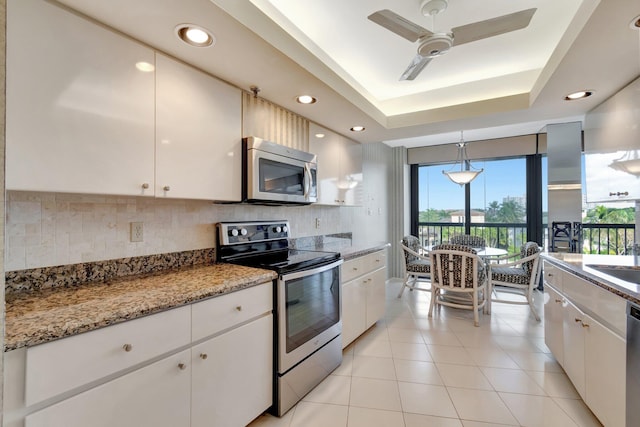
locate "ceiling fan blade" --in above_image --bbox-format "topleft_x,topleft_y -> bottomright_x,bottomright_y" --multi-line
451,8 -> 536,46
368,9 -> 433,42
400,55 -> 433,81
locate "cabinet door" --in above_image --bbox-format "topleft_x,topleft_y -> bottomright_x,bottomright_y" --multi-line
562,300 -> 586,399
25,350 -> 191,427
584,150 -> 640,202
342,279 -> 367,348
309,123 -> 363,206
584,314 -> 626,427
155,53 -> 242,201
365,268 -> 387,329
6,0 -> 155,196
191,314 -> 273,427
543,286 -> 564,366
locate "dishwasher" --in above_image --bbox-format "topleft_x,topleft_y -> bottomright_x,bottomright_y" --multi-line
628,301 -> 640,426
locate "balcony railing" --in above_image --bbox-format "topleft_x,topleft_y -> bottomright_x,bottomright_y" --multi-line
417,222 -> 636,255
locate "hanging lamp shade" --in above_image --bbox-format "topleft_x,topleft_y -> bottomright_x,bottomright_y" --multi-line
442,132 -> 483,185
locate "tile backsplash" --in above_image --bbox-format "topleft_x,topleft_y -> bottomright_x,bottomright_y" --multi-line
5,191 -> 358,271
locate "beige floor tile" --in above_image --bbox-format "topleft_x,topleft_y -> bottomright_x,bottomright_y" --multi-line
302,374 -> 351,405
526,370 -> 581,399
499,392 -> 579,427
347,407 -> 404,427
427,344 -> 475,365
465,347 -> 520,369
351,355 -> 397,380
481,367 -> 546,395
404,413 -> 464,427
447,388 -> 518,425
398,382 -> 459,418
436,363 -> 493,390
353,337 -> 393,358
289,401 -> 349,427
385,316 -> 420,329
394,359 -> 443,385
388,327 -> 425,343
493,335 -> 543,352
505,350 -> 564,372
349,377 -> 402,411
391,341 -> 432,361
461,421 -> 518,427
552,397 -> 603,427
247,410 -> 294,427
422,330 -> 463,346
333,353 -> 354,376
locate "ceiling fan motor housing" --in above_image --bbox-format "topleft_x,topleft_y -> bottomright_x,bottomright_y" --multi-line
417,33 -> 453,57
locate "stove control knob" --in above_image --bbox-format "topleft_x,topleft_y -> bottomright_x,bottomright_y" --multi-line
240,228 -> 248,236
275,226 -> 282,233
282,226 -> 288,233
230,229 -> 239,237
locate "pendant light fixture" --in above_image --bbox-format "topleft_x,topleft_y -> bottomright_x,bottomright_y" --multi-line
442,131 -> 483,185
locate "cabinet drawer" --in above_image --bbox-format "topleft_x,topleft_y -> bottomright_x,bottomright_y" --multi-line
362,250 -> 387,272
543,261 -> 562,291
25,305 -> 190,406
191,282 -> 272,341
342,257 -> 365,283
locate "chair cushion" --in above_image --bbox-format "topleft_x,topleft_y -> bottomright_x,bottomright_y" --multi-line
450,235 -> 486,248
402,235 -> 421,263
491,266 -> 530,285
520,242 -> 540,275
431,244 -> 486,288
407,259 -> 431,274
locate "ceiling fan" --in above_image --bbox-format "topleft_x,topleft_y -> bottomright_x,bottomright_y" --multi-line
368,0 -> 536,81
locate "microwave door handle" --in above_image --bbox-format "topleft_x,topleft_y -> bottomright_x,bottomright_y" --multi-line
303,163 -> 311,199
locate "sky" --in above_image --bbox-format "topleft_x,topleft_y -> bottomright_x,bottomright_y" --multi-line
419,158 -> 533,211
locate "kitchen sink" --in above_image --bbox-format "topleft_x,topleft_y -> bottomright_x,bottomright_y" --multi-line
586,265 -> 640,284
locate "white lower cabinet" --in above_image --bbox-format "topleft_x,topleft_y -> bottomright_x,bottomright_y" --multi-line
25,349 -> 191,427
191,314 -> 273,427
542,261 -> 626,427
341,250 -> 387,348
4,283 -> 274,427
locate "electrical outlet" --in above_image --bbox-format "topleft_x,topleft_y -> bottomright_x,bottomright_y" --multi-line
315,218 -> 321,229
130,222 -> 143,242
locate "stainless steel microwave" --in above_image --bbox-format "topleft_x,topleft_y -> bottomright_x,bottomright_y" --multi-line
243,137 -> 317,205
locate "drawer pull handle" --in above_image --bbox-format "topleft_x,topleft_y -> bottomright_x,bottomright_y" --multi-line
581,322 -> 590,328
164,185 -> 171,191
547,273 -> 553,276
199,353 -> 208,360
141,183 -> 149,189
574,318 -> 582,323
123,344 -> 133,352
555,299 -> 562,303
353,267 -> 358,271
178,363 -> 187,370
236,306 -> 242,311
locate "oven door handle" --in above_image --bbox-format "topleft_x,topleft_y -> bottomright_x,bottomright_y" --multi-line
279,258 -> 343,282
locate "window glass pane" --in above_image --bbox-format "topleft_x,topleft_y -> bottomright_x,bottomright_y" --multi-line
418,163 -> 465,246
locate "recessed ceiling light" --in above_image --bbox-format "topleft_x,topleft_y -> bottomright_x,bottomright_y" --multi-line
175,24 -> 215,47
564,90 -> 593,100
350,126 -> 365,132
315,133 -> 325,138
296,95 -> 317,104
631,14 -> 640,29
135,61 -> 155,72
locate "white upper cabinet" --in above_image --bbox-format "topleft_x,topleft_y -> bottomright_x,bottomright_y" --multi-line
155,54 -> 242,201
584,76 -> 640,202
6,0 -> 156,196
309,123 -> 363,206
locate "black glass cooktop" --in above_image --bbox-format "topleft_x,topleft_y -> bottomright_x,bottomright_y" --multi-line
225,248 -> 340,274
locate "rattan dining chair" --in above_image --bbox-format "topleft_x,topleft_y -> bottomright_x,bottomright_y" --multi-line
450,234 -> 486,248
398,235 -> 431,298
487,242 -> 542,321
428,243 -> 488,326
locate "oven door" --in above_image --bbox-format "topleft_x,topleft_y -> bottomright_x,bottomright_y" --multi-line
247,149 -> 317,204
277,259 -> 342,373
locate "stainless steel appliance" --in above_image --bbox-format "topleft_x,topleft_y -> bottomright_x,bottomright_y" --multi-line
217,221 -> 342,416
628,301 -> 640,426
243,137 -> 317,205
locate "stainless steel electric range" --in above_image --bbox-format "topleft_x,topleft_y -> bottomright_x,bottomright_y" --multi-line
216,221 -> 343,416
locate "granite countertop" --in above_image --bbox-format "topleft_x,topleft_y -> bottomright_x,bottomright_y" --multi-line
306,240 -> 391,260
5,264 -> 276,352
541,252 -> 640,304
